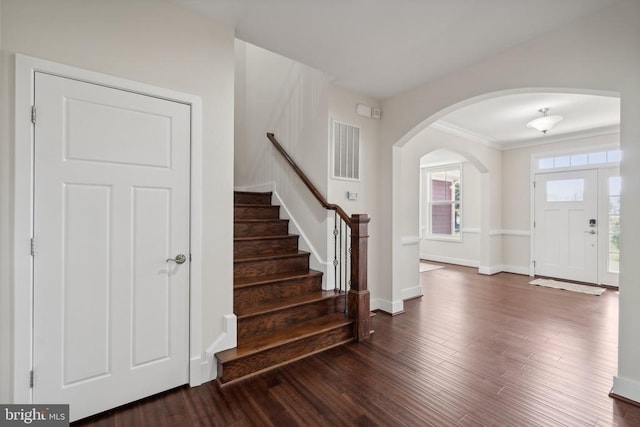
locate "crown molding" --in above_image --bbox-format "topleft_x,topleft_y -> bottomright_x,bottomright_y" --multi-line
431,120 -> 619,151
500,124 -> 620,150
430,120 -> 502,150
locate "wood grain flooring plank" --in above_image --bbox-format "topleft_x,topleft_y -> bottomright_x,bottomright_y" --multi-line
73,264 -> 640,427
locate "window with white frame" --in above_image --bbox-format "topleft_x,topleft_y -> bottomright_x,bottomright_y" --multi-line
423,165 -> 462,239
537,149 -> 621,170
608,176 -> 621,273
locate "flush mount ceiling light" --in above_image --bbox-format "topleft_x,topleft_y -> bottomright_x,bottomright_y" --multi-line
526,108 -> 563,134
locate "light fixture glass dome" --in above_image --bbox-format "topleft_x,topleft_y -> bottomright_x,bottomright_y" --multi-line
527,108 -> 563,134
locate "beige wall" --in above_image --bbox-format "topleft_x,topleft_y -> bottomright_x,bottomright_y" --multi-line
234,47 -> 384,294
234,41 -> 331,278
0,0 -> 6,404
327,85 -> 382,304
380,0 -> 640,401
0,0 -> 235,401
327,86 -> 380,217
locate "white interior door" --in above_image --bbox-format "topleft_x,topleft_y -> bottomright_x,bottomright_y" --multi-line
534,169 -> 598,283
33,72 -> 191,421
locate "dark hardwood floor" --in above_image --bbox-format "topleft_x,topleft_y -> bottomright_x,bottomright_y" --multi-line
75,264 -> 640,426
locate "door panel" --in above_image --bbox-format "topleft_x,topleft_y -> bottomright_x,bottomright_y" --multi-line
132,187 -> 171,366
542,209 -> 561,265
534,169 -> 598,283
65,95 -> 172,168
568,209 -> 587,269
33,72 -> 190,421
63,184 -> 112,385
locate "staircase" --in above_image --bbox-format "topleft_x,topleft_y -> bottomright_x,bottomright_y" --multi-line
215,191 -> 355,386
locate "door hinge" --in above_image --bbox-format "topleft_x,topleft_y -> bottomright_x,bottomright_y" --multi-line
31,106 -> 37,124
533,181 -> 536,188
29,370 -> 34,388
533,221 -> 536,228
533,260 -> 536,267
30,238 -> 35,256
189,253 -> 192,262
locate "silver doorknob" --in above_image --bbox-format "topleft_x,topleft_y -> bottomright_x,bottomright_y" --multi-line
166,254 -> 187,264
584,230 -> 596,234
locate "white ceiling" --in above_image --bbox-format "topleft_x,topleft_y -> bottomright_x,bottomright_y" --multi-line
433,92 -> 620,149
172,0 -> 623,99
170,0 -> 622,145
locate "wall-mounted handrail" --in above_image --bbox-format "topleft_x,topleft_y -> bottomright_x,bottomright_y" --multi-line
266,132 -> 371,341
267,133 -> 352,228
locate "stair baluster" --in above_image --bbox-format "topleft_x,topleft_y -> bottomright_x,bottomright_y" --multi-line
266,132 -> 371,341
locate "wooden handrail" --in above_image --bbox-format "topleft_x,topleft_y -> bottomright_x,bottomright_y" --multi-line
267,132 -> 371,341
267,133 -> 352,228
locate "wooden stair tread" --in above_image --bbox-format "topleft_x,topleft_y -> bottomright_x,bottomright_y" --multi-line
235,203 -> 278,208
234,250 -> 309,263
234,270 -> 322,288
234,219 -> 289,238
222,190 -> 362,385
216,313 -> 352,363
234,219 -> 288,224
234,191 -> 272,196
234,234 -> 297,242
236,290 -> 344,318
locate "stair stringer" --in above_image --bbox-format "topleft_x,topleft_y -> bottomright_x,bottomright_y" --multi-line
202,313 -> 237,382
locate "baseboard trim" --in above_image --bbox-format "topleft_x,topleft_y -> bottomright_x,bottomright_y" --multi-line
420,254 -> 479,268
500,265 -> 530,275
371,298 -> 404,315
420,256 -> 528,276
479,265 -> 502,275
479,265 -> 529,275
401,285 -> 423,300
611,376 -> 640,406
202,314 -> 237,382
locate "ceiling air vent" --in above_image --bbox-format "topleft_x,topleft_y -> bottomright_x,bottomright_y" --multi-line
333,120 -> 360,181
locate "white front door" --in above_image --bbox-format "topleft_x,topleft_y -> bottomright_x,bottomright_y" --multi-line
534,169 -> 598,283
32,72 -> 191,421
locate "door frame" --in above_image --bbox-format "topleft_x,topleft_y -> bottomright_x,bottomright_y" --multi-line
532,168 -> 599,283
13,54 -> 203,403
529,145 -> 620,283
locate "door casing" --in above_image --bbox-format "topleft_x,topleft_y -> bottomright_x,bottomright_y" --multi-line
533,169 -> 598,283
12,54 -> 204,403
529,151 -> 621,285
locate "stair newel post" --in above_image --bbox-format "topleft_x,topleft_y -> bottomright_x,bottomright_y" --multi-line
348,214 -> 371,341
333,211 -> 339,293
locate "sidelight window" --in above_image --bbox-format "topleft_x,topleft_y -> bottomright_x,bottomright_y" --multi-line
608,176 -> 621,273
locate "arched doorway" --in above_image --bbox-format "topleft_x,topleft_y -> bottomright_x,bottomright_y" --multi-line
390,88 -> 620,314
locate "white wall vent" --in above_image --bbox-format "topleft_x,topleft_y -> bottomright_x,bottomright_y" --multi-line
332,120 -> 360,180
